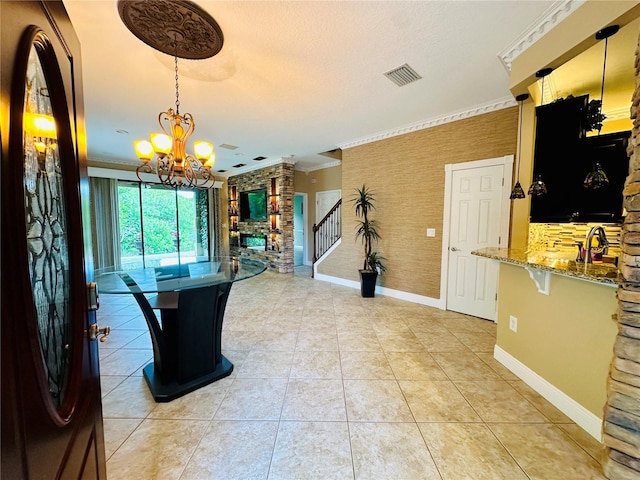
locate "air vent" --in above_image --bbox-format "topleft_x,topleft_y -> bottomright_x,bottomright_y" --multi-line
217,169 -> 227,173
253,156 -> 267,161
219,144 -> 238,150
384,63 -> 422,87
232,163 -> 246,168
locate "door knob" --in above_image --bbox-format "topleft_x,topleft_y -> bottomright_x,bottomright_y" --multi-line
88,324 -> 111,342
450,246 -> 460,252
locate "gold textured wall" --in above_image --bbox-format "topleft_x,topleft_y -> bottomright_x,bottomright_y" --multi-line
496,262 -> 618,417
318,108 -> 518,299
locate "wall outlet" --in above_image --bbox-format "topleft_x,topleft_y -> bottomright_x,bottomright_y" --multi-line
426,228 -> 436,237
509,315 -> 518,332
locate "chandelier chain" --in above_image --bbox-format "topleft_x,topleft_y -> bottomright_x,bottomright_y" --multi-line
174,54 -> 180,115
600,37 -> 608,108
516,100 -> 523,179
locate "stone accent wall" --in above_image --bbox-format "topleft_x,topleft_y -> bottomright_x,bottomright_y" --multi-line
602,33 -> 640,480
227,162 -> 295,273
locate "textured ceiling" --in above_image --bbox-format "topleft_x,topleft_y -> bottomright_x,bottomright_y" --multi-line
61,1 -> 636,176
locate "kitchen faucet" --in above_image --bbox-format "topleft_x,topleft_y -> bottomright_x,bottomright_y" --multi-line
585,226 -> 609,264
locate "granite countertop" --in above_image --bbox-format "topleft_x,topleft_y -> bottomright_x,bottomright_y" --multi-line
472,247 -> 620,285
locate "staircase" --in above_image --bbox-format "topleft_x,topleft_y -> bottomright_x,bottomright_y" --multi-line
312,198 -> 341,277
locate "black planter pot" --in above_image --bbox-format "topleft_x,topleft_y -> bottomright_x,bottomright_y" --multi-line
359,270 -> 378,297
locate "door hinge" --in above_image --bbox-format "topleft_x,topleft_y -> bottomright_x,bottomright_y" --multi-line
87,282 -> 100,311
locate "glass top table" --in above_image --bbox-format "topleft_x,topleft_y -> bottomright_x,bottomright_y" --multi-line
95,257 -> 266,402
95,257 -> 266,294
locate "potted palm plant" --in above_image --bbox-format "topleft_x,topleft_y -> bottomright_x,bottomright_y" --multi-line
352,184 -> 386,297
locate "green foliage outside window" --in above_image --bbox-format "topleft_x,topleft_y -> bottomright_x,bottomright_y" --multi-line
117,184 -> 202,257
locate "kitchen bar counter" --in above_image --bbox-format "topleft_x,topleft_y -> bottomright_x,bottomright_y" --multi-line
472,247 -> 619,286
484,248 -> 619,439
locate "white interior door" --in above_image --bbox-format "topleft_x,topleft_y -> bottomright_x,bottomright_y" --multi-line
446,164 -> 505,320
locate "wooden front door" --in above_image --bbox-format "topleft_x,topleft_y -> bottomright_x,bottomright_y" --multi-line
1,1 -> 107,478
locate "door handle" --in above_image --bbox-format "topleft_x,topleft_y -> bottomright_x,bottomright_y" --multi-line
450,246 -> 460,252
88,324 -> 111,342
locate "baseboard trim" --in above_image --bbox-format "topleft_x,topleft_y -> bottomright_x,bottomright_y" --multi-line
313,273 -> 445,309
494,345 -> 603,441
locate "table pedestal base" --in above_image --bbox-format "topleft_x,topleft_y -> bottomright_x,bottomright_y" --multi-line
142,356 -> 233,402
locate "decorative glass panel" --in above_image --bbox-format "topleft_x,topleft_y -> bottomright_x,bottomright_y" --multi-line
23,43 -> 71,408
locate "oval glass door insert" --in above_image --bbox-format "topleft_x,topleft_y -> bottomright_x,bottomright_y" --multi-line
23,40 -> 72,408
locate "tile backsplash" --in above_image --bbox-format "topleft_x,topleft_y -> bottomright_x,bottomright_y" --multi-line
528,222 -> 621,257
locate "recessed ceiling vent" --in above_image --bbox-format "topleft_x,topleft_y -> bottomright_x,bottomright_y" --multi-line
232,163 -> 246,168
384,63 -> 422,87
253,156 -> 267,161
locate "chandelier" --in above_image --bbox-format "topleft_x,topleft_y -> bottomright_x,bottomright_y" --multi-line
134,55 -> 216,189
117,0 -> 225,189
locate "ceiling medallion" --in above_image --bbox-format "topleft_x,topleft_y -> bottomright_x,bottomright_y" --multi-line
117,0 -> 224,59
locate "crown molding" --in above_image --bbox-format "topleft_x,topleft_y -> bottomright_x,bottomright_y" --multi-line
298,159 -> 342,174
337,96 -> 517,150
87,166 -> 224,188
498,0 -> 586,72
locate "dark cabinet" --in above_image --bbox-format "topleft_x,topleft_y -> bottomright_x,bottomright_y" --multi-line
529,95 -> 630,223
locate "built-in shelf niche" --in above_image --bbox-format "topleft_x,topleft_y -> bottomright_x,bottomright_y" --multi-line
226,162 -> 294,273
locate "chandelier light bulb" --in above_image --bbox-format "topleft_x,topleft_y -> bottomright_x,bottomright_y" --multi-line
24,112 -> 57,139
194,141 -> 214,162
34,141 -> 47,154
150,133 -> 171,156
134,140 -> 154,162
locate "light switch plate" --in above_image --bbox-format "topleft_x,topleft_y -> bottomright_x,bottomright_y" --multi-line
426,228 -> 436,237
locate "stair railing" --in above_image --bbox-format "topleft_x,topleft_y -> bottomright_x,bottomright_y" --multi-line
312,198 -> 342,277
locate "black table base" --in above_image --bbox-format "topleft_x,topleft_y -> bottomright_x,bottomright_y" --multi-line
128,281 -> 234,402
142,356 -> 233,402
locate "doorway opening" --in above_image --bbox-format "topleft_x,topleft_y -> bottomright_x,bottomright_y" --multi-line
294,193 -> 307,266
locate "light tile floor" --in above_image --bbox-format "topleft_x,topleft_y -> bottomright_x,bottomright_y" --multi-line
98,267 -> 606,479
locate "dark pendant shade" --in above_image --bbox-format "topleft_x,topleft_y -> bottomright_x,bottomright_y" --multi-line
510,181 -> 526,199
528,174 -> 547,196
584,162 -> 609,189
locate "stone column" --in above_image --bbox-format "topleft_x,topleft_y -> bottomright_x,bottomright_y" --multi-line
603,32 -> 640,480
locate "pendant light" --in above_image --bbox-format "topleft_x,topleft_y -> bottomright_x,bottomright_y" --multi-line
510,93 -> 529,200
528,68 -> 553,196
584,25 -> 619,190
